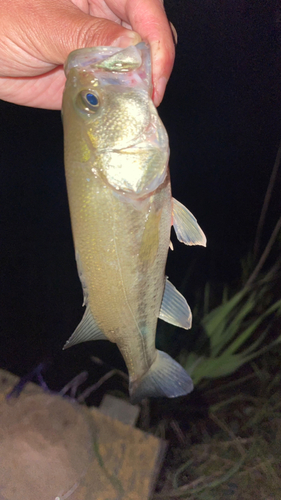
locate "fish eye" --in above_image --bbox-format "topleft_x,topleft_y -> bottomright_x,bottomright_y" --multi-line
78,90 -> 100,113
85,92 -> 98,106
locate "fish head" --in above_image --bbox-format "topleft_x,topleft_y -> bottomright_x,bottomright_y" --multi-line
62,43 -> 169,198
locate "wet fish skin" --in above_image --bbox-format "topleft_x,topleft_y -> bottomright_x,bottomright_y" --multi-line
62,43 -> 206,403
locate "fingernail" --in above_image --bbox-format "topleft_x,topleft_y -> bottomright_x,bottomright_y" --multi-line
154,76 -> 168,107
112,31 -> 142,48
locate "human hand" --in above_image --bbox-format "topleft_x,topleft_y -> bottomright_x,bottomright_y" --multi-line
0,0 -> 175,109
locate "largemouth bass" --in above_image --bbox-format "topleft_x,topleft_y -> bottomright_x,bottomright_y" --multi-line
62,43 -> 206,404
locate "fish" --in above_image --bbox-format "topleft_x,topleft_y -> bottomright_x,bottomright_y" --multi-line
62,42 -> 206,404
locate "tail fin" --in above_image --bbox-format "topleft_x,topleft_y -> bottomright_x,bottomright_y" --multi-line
129,350 -> 193,404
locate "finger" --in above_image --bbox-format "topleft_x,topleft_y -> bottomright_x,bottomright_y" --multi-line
124,0 -> 175,106
87,0 -> 175,105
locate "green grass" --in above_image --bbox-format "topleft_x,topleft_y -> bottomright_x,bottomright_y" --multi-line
179,279 -> 281,385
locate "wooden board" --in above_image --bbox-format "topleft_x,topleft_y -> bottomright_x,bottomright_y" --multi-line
0,369 -> 166,500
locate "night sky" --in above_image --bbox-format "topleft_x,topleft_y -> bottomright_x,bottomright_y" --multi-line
0,0 -> 280,393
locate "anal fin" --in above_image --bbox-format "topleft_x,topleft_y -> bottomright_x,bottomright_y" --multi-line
172,197 -> 207,247
63,306 -> 107,349
159,278 -> 192,329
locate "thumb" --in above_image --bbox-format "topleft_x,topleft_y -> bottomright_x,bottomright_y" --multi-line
37,3 -> 142,65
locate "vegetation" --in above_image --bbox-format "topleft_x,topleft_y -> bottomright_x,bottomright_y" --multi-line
149,140 -> 281,499
152,351 -> 281,499
180,277 -> 281,386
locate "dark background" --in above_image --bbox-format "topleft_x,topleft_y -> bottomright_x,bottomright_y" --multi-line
0,0 -> 281,395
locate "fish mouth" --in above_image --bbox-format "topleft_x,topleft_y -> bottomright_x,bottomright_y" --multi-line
92,128 -> 169,198
65,43 -> 152,93
88,116 -> 169,198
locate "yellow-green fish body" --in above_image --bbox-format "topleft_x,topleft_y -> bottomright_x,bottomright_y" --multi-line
62,43 -> 206,403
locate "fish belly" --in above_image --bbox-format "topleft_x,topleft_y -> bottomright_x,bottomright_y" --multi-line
65,160 -> 172,381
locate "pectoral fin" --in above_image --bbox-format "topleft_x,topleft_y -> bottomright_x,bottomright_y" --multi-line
63,306 -> 107,349
172,198 -> 207,247
159,278 -> 192,329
